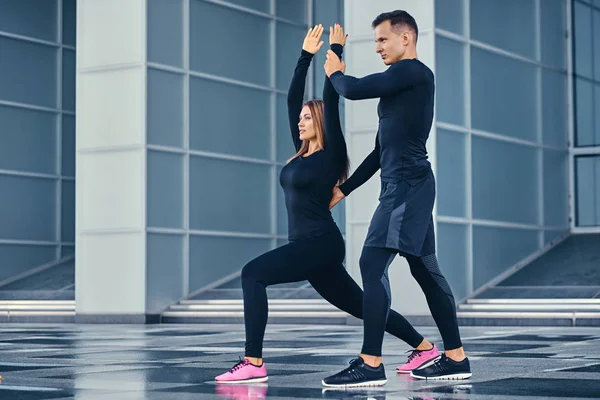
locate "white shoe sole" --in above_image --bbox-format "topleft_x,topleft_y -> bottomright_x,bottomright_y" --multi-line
410,372 -> 472,380
216,376 -> 269,384
396,355 -> 442,374
321,379 -> 387,388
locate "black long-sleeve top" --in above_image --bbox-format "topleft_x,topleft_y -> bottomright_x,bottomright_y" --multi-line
330,59 -> 435,196
279,44 -> 347,240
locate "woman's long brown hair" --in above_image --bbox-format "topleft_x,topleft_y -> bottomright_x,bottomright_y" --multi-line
288,100 -> 350,185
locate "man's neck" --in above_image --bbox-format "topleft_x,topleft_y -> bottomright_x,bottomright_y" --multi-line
401,47 -> 418,61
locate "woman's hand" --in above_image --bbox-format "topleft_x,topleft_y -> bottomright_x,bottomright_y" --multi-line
302,24 -> 325,54
329,23 -> 347,46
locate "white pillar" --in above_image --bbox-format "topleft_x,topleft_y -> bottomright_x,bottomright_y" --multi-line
343,0 -> 436,317
75,0 -> 149,322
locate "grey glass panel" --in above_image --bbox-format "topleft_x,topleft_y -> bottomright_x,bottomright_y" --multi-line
574,1 -> 593,79
224,0 -> 269,12
314,0 -> 343,28
189,235 -> 272,292
470,0 -> 535,58
544,230 -> 568,245
0,244 -> 56,282
595,10 -> 600,79
277,167 -> 288,235
435,36 -> 465,126
62,246 -> 74,257
473,226 -> 539,288
190,77 -> 270,159
0,105 -> 57,175
313,0 -> 343,99
148,0 -> 183,67
543,150 -> 569,228
277,94 -> 297,162
147,150 -> 184,229
0,37 -> 57,108
437,223 -> 468,300
576,156 -> 600,226
147,233 -> 184,313
190,156 -> 272,233
147,68 -> 184,148
575,77 -> 594,146
472,136 -> 538,224
276,0 -> 307,24
277,22 -> 309,90
0,175 -> 56,241
331,198 -> 345,235
596,83 -> 600,145
62,49 -> 76,112
471,47 -> 537,141
542,69 -> 568,147
0,0 -> 57,41
596,157 -> 600,226
435,0 -> 464,35
436,129 -> 467,218
190,0 -> 269,85
61,180 -> 75,243
62,115 -> 75,177
541,0 -> 566,69
62,0 -> 76,46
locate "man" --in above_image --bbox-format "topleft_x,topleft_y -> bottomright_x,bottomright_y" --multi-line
321,10 -> 472,386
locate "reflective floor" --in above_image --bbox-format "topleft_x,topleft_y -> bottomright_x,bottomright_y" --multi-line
0,324 -> 599,399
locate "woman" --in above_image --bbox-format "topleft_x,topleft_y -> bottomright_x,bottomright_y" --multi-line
215,24 -> 439,384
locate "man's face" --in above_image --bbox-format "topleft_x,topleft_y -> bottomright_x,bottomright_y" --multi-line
374,20 -> 409,65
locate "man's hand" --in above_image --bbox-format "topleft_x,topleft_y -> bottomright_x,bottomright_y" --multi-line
302,24 -> 324,54
329,186 -> 346,209
324,49 -> 346,77
329,23 -> 348,46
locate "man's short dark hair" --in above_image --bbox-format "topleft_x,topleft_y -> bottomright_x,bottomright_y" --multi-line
372,10 -> 418,40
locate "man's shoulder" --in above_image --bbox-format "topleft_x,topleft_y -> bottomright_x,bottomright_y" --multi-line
390,59 -> 433,78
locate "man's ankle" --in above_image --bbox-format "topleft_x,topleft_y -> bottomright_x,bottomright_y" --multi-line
360,354 -> 382,368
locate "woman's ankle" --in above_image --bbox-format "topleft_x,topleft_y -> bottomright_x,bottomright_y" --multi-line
244,356 -> 263,366
415,338 -> 433,351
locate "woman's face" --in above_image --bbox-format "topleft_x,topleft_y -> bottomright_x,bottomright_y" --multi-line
298,106 -> 316,141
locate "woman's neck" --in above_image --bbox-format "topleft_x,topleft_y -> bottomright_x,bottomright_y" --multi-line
306,139 -> 322,156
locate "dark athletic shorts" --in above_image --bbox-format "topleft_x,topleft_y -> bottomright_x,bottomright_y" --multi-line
364,170 -> 436,257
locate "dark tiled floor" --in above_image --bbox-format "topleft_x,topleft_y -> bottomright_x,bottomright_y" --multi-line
0,324 -> 598,399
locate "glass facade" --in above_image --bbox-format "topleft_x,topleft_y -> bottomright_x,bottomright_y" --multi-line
1,0 -> 596,308
573,0 -> 600,226
0,0 -> 76,281
434,0 -> 570,299
145,0 -> 345,294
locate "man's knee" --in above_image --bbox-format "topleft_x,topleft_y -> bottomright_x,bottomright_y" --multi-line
359,249 -> 388,283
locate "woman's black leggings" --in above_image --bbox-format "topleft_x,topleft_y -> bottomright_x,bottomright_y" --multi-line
242,231 -> 425,358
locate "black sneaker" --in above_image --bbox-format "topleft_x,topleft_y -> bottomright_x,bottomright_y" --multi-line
322,357 -> 387,388
410,354 -> 472,380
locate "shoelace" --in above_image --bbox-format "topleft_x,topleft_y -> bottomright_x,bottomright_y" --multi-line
336,358 -> 362,376
229,357 -> 250,373
341,358 -> 366,380
406,349 -> 423,363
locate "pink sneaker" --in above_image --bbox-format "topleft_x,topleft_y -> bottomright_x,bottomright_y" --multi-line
396,344 -> 441,373
215,358 -> 268,384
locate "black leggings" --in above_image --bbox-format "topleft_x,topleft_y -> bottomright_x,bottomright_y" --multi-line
360,246 -> 463,356
242,231 -> 424,358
